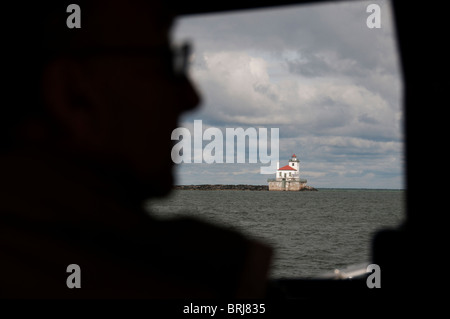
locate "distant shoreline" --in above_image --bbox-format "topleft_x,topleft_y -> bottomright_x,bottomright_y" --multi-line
173,184 -> 318,191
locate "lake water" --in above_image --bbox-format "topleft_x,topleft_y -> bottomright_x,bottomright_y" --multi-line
145,189 -> 405,278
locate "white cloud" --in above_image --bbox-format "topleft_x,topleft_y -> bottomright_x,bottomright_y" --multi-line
173,0 -> 404,189
190,50 -> 400,141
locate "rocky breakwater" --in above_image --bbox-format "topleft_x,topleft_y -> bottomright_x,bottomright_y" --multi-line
301,185 -> 318,191
174,184 -> 269,191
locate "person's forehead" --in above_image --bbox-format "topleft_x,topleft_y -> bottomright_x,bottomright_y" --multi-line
81,0 -> 173,47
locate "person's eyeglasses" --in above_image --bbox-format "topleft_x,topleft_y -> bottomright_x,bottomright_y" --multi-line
52,42 -> 192,80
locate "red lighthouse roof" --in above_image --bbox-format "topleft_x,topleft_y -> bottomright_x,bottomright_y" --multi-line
292,154 -> 296,157
278,164 -> 297,171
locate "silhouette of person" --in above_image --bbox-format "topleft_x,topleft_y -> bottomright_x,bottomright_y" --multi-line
0,0 -> 272,298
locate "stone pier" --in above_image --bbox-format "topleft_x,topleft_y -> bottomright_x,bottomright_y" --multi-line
267,179 -> 309,191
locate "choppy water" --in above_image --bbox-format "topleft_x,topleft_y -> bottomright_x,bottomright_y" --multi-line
145,189 -> 405,278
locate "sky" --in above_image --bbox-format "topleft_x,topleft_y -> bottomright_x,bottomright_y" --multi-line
170,0 -> 404,189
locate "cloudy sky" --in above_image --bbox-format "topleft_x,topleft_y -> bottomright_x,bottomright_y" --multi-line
170,0 -> 404,189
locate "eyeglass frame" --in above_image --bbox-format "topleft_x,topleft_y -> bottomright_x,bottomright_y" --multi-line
44,42 -> 192,80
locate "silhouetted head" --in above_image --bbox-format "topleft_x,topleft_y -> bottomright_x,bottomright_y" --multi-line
2,0 -> 200,199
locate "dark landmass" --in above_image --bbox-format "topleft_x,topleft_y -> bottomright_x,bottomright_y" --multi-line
173,184 -> 318,191
174,184 -> 268,191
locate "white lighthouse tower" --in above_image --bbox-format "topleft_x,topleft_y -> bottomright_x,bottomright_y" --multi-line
289,154 -> 300,180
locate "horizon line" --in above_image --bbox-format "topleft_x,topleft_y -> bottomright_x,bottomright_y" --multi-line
173,184 -> 405,190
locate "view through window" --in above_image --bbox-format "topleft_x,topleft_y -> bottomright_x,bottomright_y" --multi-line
146,0 -> 405,278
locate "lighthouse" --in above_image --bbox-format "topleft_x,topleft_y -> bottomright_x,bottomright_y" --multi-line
268,153 -> 307,191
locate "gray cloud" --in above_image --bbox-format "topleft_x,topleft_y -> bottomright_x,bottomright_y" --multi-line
173,0 -> 404,189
